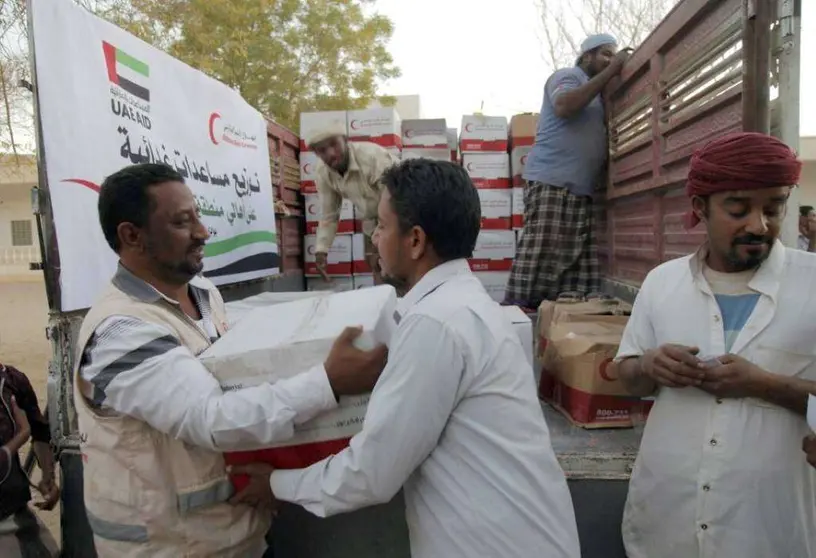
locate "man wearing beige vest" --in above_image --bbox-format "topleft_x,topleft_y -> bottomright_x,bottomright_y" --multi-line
74,163 -> 387,557
310,126 -> 397,284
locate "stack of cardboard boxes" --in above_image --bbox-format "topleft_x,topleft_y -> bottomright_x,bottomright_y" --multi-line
401,118 -> 450,162
300,108 -> 401,292
509,114 -> 538,231
459,115 -> 514,302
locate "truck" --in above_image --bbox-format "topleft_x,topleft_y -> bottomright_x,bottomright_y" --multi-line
22,0 -> 802,556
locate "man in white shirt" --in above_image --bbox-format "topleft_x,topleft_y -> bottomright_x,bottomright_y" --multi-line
233,158 -> 580,557
615,132 -> 815,558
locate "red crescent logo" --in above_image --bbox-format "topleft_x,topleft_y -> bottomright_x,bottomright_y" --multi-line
307,245 -> 316,255
466,162 -> 475,172
307,203 -> 318,215
208,112 -> 221,145
598,357 -> 616,381
521,155 -> 528,165
405,129 -> 415,138
465,123 -> 474,132
302,163 -> 312,174
350,119 -> 360,131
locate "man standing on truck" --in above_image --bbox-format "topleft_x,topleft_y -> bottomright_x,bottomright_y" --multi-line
614,132 -> 815,558
504,34 -> 629,308
74,163 -> 388,557
309,124 -> 397,284
798,204 -> 816,251
231,159 -> 581,558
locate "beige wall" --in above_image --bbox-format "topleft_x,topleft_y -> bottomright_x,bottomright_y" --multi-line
799,161 -> 816,208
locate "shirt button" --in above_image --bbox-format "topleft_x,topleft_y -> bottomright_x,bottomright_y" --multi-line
701,524 -> 708,531
710,439 -> 718,446
703,484 -> 711,492
714,315 -> 721,322
716,398 -> 723,404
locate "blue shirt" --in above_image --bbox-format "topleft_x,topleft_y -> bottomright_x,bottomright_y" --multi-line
523,67 -> 608,197
714,293 -> 760,352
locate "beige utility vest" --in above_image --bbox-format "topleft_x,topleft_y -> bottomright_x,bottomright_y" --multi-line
74,281 -> 269,557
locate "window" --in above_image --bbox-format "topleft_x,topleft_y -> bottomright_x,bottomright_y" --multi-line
11,220 -> 33,247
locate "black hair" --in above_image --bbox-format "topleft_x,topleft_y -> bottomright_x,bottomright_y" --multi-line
379,159 -> 481,261
800,205 -> 814,218
98,163 -> 184,252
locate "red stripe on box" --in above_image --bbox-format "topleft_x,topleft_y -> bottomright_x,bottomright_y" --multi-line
481,217 -> 512,230
460,139 -> 508,152
544,379 -> 653,429
301,182 -> 317,194
349,135 -> 402,149
451,151 -> 458,162
512,215 -> 524,228
353,260 -> 372,274
472,177 -> 512,189
300,140 -> 310,152
512,175 -> 526,187
225,439 -> 351,492
404,143 -> 448,150
511,137 -> 535,148
354,220 -> 364,233
305,262 -> 352,276
467,259 -> 514,272
306,221 -> 354,234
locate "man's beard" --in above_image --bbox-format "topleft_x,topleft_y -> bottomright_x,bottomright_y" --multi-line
147,241 -> 205,282
380,273 -> 410,297
725,234 -> 774,271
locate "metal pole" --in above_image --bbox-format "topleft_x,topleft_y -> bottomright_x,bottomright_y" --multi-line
775,0 -> 802,247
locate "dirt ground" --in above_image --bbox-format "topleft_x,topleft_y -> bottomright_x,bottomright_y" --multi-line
0,277 -> 61,544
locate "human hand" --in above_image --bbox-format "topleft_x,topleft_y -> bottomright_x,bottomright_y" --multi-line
324,326 -> 388,397
640,344 -> 705,388
10,396 -> 30,440
35,478 -> 60,511
698,353 -> 766,399
228,463 -> 279,513
610,48 -> 632,74
803,435 -> 816,469
807,216 -> 816,240
315,252 -> 331,282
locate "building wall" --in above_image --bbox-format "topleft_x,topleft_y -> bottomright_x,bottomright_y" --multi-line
799,161 -> 816,207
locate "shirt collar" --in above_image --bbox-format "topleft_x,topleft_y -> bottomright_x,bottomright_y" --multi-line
688,239 -> 785,300
396,259 -> 472,317
324,142 -> 362,179
112,263 -> 211,305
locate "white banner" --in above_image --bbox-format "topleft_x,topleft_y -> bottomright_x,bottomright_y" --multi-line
31,0 -> 279,312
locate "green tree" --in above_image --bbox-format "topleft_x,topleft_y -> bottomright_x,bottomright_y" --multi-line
102,0 -> 400,131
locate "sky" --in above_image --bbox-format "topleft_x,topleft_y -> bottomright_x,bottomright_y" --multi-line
375,0 -> 816,137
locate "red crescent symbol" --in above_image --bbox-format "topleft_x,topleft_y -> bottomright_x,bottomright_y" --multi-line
307,203 -> 318,215
521,155 -> 528,165
598,357 -> 616,381
303,163 -> 312,174
466,163 -> 474,172
307,245 -> 316,255
465,123 -> 474,132
350,120 -> 360,130
62,178 -> 100,193
209,112 -> 221,145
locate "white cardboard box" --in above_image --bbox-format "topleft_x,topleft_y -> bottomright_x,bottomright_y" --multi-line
225,292 -> 324,328
351,233 -> 372,274
347,108 -> 402,149
447,127 -> 458,161
478,189 -> 512,230
462,153 -> 511,189
512,187 -> 524,229
511,146 -> 531,187
402,118 -> 448,149
474,271 -> 510,303
306,276 -> 355,293
304,193 -> 355,235
459,115 -> 508,153
299,151 -> 321,193
200,286 -> 398,447
401,148 -> 451,162
469,230 -> 516,271
300,111 -> 347,152
304,234 -> 353,276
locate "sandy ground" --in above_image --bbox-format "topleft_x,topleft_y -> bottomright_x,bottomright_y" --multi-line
0,277 -> 61,544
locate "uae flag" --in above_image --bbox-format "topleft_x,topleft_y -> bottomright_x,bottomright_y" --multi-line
102,41 -> 150,102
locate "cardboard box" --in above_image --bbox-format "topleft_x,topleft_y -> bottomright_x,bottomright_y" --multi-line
469,230 -> 515,271
512,187 -> 524,229
304,234 -> 352,276
402,148 -> 451,162
304,193 -> 355,235
354,274 -> 375,289
536,299 -> 649,429
299,151 -> 321,193
351,233 -> 372,274
447,127 -> 458,161
511,146 -> 532,187
200,286 -> 398,480
460,115 -> 508,152
462,153 -> 511,189
225,292 -> 325,328
402,118 -> 448,149
510,113 -> 539,148
347,108 -> 402,149
478,189 -> 512,230
300,111 -> 347,152
502,305 -> 534,369
474,271 -> 510,303
306,276 -> 355,292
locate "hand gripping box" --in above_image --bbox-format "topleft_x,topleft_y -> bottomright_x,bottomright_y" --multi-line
200,286 -> 399,486
304,234 -> 352,277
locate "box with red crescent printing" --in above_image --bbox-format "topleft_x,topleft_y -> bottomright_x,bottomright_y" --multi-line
201,286 -> 398,491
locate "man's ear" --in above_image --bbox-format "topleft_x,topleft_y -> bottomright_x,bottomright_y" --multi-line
408,225 -> 426,261
117,222 -> 144,252
691,195 -> 708,224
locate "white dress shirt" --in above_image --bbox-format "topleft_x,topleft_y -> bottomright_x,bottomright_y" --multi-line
270,259 -> 580,558
617,241 -> 816,558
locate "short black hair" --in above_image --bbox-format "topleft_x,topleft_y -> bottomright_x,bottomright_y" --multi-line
98,163 -> 184,252
801,205 -> 814,218
379,159 -> 481,261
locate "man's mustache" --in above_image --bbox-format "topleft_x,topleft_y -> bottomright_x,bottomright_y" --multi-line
733,235 -> 771,246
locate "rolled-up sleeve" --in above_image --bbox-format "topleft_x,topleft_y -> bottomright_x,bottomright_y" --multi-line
78,316 -> 338,451
270,314 -> 463,517
316,171 -> 342,254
